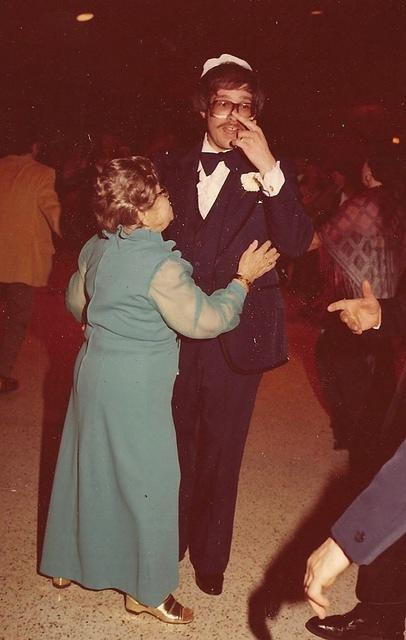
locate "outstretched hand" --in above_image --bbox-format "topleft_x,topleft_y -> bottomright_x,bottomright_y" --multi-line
231,113 -> 276,176
304,538 -> 351,619
327,280 -> 381,334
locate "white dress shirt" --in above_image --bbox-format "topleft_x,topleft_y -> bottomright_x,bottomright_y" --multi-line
197,134 -> 285,218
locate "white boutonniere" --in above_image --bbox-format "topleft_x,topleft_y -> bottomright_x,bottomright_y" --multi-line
240,172 -> 261,192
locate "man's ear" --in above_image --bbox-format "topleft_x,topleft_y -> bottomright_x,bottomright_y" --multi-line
138,210 -> 148,225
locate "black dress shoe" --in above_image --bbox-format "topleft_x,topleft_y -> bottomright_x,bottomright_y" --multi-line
305,604 -> 403,639
195,571 -> 224,595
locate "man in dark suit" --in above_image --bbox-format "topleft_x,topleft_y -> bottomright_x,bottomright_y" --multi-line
305,281 -> 406,640
156,53 -> 313,595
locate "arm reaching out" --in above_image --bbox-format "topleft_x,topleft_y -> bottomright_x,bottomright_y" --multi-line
149,240 -> 279,339
304,538 -> 351,619
327,280 -> 381,334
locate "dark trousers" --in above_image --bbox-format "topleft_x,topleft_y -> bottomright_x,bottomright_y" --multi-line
317,317 -> 406,612
357,534 -> 406,607
316,318 -> 396,479
172,337 -> 261,574
0,282 -> 34,377
356,377 -> 406,612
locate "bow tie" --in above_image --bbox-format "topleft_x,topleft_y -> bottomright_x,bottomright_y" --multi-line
200,149 -> 241,176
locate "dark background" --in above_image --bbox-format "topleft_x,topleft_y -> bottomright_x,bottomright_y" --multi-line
1,0 -> 405,159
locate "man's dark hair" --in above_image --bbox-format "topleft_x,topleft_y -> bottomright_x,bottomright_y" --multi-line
327,159 -> 361,189
367,150 -> 397,187
367,148 -> 406,205
192,62 -> 266,117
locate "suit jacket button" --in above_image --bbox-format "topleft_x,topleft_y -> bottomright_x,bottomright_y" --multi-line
354,530 -> 366,543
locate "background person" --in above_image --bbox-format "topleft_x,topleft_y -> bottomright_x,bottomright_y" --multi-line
0,128 -> 61,393
305,436 -> 406,640
40,156 -> 278,624
305,281 -> 406,640
313,151 -> 405,461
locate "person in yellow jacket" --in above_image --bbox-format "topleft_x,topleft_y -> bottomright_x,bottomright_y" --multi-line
0,129 -> 61,392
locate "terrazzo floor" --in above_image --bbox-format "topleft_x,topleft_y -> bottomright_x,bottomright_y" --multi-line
0,265 -> 360,640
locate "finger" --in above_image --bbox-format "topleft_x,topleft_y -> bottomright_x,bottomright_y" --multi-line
339,310 -> 352,324
232,137 -> 252,149
266,248 -> 279,260
265,245 -> 278,255
307,599 -> 327,619
266,252 -> 280,266
347,323 -> 362,334
236,130 -> 256,141
233,112 -> 261,132
346,320 -> 361,332
339,310 -> 361,332
252,244 -> 272,259
265,252 -> 279,266
304,565 -> 313,587
257,239 -> 272,254
362,280 -> 374,299
327,299 -> 347,313
231,138 -> 244,150
236,136 -> 258,149
245,239 -> 259,251
306,584 -> 330,611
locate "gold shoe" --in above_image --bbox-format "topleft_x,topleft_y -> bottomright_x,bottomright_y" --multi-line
125,593 -> 193,624
52,577 -> 71,589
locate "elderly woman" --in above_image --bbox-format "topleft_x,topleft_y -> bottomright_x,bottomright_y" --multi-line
40,157 -> 277,624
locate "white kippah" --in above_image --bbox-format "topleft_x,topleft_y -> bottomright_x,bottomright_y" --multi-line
200,53 -> 253,77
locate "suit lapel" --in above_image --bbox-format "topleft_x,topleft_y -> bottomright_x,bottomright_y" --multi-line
215,157 -> 260,259
167,144 -> 261,260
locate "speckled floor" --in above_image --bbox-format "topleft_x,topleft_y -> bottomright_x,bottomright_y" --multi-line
0,280 -> 359,640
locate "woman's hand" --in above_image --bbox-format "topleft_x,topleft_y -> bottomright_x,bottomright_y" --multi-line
236,240 -> 280,287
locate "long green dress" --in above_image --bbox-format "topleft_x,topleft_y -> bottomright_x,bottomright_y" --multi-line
40,227 -> 246,606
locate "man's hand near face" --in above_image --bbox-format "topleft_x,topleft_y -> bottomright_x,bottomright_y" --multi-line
231,113 -> 276,176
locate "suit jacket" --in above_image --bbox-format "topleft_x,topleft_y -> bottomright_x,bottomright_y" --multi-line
156,142 -> 313,373
0,154 -> 61,287
332,435 -> 406,565
380,293 -> 406,337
